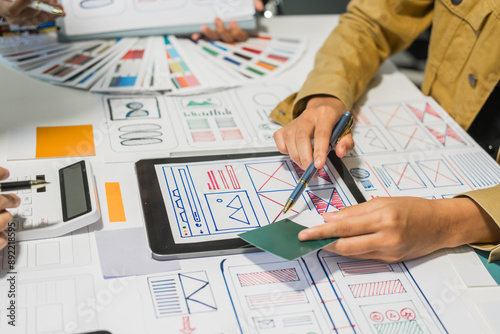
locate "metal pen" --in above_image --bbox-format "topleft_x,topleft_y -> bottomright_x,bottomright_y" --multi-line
7,0 -> 64,16
0,180 -> 49,192
283,111 -> 354,214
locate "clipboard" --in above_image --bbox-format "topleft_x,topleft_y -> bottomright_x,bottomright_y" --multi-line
136,151 -> 365,260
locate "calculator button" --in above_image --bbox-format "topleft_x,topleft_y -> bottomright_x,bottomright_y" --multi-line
22,218 -> 33,229
32,219 -> 40,228
20,175 -> 30,181
9,209 -> 18,216
22,189 -> 32,194
21,207 -> 32,217
22,195 -> 32,205
39,218 -> 49,227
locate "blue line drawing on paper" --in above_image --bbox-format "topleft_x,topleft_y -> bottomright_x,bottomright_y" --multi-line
416,159 -> 463,188
179,168 -> 201,222
383,162 -> 427,191
351,126 -> 396,155
148,271 -> 217,318
80,0 -> 113,9
227,195 -> 250,225
179,272 -> 217,314
205,191 -> 260,231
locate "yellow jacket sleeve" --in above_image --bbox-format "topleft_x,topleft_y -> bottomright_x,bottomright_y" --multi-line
456,184 -> 500,262
270,0 -> 434,125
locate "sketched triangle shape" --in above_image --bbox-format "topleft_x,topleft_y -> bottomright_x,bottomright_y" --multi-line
227,195 -> 250,225
292,162 -> 332,183
365,129 -> 387,149
179,274 -> 217,312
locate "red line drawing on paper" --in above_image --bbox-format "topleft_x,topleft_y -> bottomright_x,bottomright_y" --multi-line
180,316 -> 196,334
246,291 -> 308,308
226,165 -> 240,189
349,279 -> 406,298
237,268 -> 299,287
386,310 -> 401,322
416,159 -> 462,187
353,106 -> 371,125
401,308 -> 417,321
387,125 -> 438,150
338,260 -> 393,276
219,170 -> 229,189
292,162 -> 332,184
207,170 -> 219,190
370,312 -> 384,323
365,161 -> 391,197
426,124 -> 465,146
371,104 -> 415,127
247,163 -> 296,191
441,155 -> 474,191
407,102 -> 442,123
384,162 -> 427,190
307,188 -> 345,214
258,193 -> 299,214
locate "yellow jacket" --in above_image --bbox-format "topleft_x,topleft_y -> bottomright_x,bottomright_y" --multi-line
270,0 -> 500,261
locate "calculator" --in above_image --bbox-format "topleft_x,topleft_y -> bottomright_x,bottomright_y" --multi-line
4,160 -> 100,241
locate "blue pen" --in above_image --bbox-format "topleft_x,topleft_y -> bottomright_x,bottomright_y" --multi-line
283,111 -> 354,214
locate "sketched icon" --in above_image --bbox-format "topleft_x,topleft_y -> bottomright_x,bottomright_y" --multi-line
179,272 -> 217,314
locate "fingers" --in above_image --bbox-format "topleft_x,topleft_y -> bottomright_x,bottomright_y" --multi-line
3,0 -> 31,16
0,167 -> 10,181
228,21 -> 247,42
298,213 -> 378,241
0,210 -> 13,231
0,232 -> 7,251
199,18 -> 248,42
254,0 -> 265,12
0,194 -> 21,211
334,133 -> 354,158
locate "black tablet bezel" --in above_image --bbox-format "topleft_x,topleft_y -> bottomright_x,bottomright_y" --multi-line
136,151 -> 365,260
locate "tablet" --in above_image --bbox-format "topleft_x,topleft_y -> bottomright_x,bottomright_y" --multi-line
136,152 -> 364,260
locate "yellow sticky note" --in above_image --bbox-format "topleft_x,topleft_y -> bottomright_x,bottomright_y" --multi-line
36,125 -> 95,158
105,182 -> 126,223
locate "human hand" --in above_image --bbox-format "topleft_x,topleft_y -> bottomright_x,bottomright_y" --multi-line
0,167 -> 20,251
191,0 -> 264,42
0,0 -> 64,26
273,95 -> 354,170
298,197 -> 500,263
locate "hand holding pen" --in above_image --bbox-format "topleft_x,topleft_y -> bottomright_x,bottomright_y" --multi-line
283,111 -> 353,213
1,0 -> 64,26
0,167 -> 20,251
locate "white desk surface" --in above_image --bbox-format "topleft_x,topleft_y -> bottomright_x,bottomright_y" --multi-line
0,14 -> 499,334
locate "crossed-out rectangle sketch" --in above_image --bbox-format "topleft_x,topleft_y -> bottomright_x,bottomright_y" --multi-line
154,155 -> 357,244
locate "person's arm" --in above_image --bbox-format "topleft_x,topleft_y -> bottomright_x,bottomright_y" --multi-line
272,0 -> 434,168
191,0 -> 264,42
0,0 -> 63,26
298,192 -> 500,263
0,167 -> 20,251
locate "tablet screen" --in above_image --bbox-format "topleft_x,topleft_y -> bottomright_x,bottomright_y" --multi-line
153,155 -> 357,245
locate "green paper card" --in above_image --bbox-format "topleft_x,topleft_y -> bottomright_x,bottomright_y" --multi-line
239,218 -> 339,261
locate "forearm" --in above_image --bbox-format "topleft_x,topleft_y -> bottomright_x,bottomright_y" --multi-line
437,197 -> 500,248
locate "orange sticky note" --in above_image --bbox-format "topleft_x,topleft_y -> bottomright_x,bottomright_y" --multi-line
36,125 -> 95,158
105,182 -> 126,223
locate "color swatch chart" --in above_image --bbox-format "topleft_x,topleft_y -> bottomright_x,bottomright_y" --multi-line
163,35 -> 202,90
154,155 -> 356,244
343,98 -> 500,199
195,34 -> 306,80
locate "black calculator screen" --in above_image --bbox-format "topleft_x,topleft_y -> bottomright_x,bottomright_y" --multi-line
59,161 -> 92,222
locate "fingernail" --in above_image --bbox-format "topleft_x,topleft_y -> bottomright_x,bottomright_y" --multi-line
314,157 -> 322,168
298,230 -> 309,240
